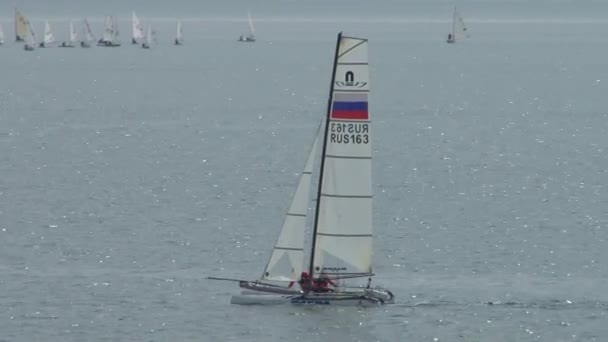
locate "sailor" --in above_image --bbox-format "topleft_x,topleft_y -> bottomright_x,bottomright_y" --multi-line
313,273 -> 336,293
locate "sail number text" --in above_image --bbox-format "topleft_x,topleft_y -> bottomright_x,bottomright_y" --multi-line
330,122 -> 369,144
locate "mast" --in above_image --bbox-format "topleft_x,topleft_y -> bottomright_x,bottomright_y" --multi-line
308,32 -> 343,281
452,6 -> 456,40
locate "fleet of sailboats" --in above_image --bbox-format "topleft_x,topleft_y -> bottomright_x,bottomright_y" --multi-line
213,32 -> 394,306
446,6 -> 470,44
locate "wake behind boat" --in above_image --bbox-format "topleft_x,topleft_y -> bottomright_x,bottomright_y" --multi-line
213,32 -> 394,306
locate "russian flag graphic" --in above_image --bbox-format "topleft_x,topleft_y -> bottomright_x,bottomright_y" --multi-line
331,92 -> 369,120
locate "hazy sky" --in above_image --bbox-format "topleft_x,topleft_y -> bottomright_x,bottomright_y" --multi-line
3,0 -> 607,21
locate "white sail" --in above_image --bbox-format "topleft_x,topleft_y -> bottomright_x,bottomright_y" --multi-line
261,131 -> 320,283
452,7 -> 470,41
132,11 -> 144,40
0,24 -> 5,44
176,20 -> 183,42
15,8 -> 30,41
83,18 -> 94,42
102,16 -> 113,41
112,16 -> 120,42
146,25 -> 152,45
43,20 -> 55,45
69,21 -> 77,43
311,35 -> 373,279
247,12 -> 256,37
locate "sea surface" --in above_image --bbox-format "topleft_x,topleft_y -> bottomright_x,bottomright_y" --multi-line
1,1 -> 607,341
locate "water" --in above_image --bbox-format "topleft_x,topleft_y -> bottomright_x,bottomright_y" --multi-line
1,1 -> 608,341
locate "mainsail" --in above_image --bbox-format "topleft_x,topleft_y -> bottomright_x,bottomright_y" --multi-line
43,20 -> 55,45
132,11 -> 144,42
310,34 -> 373,279
83,18 -> 94,42
102,16 -> 113,42
176,20 -> 183,43
14,8 -> 30,42
452,7 -> 470,41
261,130 -> 320,283
0,23 -> 5,44
247,12 -> 256,38
69,21 -> 78,43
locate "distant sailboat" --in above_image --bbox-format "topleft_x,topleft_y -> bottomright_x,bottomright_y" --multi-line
97,16 -> 120,47
59,21 -> 77,47
238,12 -> 256,42
24,23 -> 36,50
446,6 -> 470,44
0,24 -> 5,45
174,20 -> 183,45
81,18 -> 94,48
39,20 -> 55,47
14,8 -> 31,42
131,11 -> 144,44
141,25 -> 152,49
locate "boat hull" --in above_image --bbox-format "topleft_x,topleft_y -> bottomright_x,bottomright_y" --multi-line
231,287 -> 394,306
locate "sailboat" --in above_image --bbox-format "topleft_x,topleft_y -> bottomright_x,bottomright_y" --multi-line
174,20 -> 183,45
214,33 -> 394,306
14,8 -> 31,42
81,19 -> 94,48
59,21 -> 77,47
141,25 -> 152,49
97,16 -> 120,47
39,20 -> 55,47
23,23 -> 36,51
446,6 -> 470,43
0,24 -> 5,45
131,11 -> 144,44
237,12 -> 256,42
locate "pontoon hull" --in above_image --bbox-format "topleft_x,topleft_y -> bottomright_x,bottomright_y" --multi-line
231,287 -> 394,306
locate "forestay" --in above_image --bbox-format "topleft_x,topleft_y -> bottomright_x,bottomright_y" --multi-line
261,132 -> 320,282
312,35 -> 373,279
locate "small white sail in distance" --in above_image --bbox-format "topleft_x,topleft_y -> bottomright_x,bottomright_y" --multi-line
43,20 -> 55,45
0,23 -> 5,44
69,21 -> 78,43
176,20 -> 183,43
452,7 -> 470,41
247,12 -> 256,38
83,18 -> 94,42
132,11 -> 144,41
261,129 -> 321,283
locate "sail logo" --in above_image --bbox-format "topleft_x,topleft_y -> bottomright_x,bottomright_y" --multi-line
335,71 -> 367,89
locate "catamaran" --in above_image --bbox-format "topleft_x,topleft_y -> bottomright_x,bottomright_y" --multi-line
237,12 -> 256,42
38,20 -> 55,48
212,33 -> 394,306
97,16 -> 120,47
80,19 -> 94,48
141,25 -> 152,49
446,6 -> 470,43
131,11 -> 144,44
0,24 -> 5,45
59,21 -> 77,47
14,8 -> 31,42
174,20 -> 183,45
